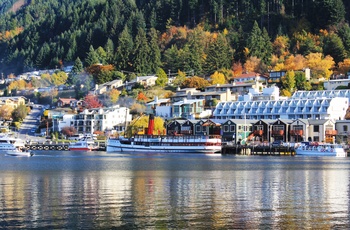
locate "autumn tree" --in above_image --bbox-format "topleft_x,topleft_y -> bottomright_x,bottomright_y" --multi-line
172,70 -> 186,87
0,105 -> 14,120
108,89 -> 120,104
84,94 -> 102,109
155,68 -> 168,87
273,35 -> 290,58
126,115 -> 165,137
244,56 -> 263,73
210,71 -> 226,85
61,126 -> 77,137
137,91 -> 148,102
281,71 -> 296,94
306,53 -> 335,79
232,62 -> 243,77
181,76 -> 210,90
338,59 -> 350,74
51,71 -> 68,85
12,104 -> 28,122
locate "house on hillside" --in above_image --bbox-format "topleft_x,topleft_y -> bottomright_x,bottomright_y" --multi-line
96,79 -> 124,94
232,72 -> 268,83
0,96 -> 26,109
57,98 -> 77,108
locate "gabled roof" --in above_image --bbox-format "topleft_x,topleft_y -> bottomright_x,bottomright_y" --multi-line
307,119 -> 331,125
58,98 -> 76,103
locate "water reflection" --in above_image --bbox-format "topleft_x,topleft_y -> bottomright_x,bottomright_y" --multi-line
0,153 -> 349,228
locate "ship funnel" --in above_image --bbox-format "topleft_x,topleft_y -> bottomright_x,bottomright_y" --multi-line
147,114 -> 155,135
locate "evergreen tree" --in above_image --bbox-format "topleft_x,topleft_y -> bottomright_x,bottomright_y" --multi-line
204,33 -> 232,74
85,45 -> 99,67
72,57 -> 83,74
115,26 -> 134,71
322,33 -> 347,64
246,21 -> 272,65
148,28 -> 162,73
133,28 -> 151,74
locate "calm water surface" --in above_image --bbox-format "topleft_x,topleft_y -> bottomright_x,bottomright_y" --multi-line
0,151 -> 349,229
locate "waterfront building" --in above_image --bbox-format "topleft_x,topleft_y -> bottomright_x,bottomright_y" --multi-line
213,87 -> 348,120
335,120 -> 350,144
71,105 -> 132,135
221,119 -> 256,143
146,97 -> 172,118
172,98 -> 211,119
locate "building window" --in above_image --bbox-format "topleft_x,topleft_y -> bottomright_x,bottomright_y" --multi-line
224,125 -> 229,132
313,125 -> 319,132
344,125 -> 348,132
230,125 -> 235,132
196,125 -> 201,132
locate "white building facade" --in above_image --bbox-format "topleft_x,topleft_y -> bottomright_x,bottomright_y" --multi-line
214,87 -> 349,120
71,105 -> 132,134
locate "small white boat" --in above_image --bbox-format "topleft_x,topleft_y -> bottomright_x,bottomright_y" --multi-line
295,142 -> 347,157
69,139 -> 98,151
6,149 -> 34,157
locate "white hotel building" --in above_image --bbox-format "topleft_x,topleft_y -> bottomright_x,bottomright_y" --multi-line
52,105 -> 132,134
213,87 -> 349,121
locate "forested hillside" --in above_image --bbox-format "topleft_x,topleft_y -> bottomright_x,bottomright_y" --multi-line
0,0 -> 349,85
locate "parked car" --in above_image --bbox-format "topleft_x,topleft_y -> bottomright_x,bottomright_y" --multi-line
272,140 -> 284,147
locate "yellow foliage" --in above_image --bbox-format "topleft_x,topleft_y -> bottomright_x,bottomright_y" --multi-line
306,53 -> 335,79
0,105 -> 14,120
210,71 -> 226,85
338,59 -> 350,74
243,47 -> 250,57
274,63 -> 285,71
109,89 -> 120,103
223,28 -> 228,36
281,89 -> 292,97
273,35 -> 290,58
244,56 -> 261,73
8,81 -> 18,91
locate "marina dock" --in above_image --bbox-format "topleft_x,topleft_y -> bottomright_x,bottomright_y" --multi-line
222,145 -> 295,156
25,141 -> 106,151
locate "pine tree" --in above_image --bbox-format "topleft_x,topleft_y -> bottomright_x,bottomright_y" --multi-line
85,46 -> 99,67
115,26 -> 134,71
148,28 -> 162,73
204,33 -> 232,74
133,28 -> 151,74
72,57 -> 83,74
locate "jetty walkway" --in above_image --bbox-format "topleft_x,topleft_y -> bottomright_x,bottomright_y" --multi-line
25,141 -> 106,151
222,144 -> 295,156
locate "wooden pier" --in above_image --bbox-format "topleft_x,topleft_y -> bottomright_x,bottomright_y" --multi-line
24,141 -> 106,151
222,145 -> 295,156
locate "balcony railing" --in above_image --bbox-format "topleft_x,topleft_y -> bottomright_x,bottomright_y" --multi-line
325,130 -> 337,136
253,130 -> 263,136
271,130 -> 284,136
290,130 -> 303,136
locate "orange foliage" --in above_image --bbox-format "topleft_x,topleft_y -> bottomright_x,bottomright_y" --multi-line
0,27 -> 23,41
244,56 -> 261,73
86,64 -> 114,75
137,91 -> 148,102
338,59 -> 350,75
232,62 -> 243,77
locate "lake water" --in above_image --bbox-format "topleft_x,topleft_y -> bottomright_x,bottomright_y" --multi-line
0,151 -> 349,229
